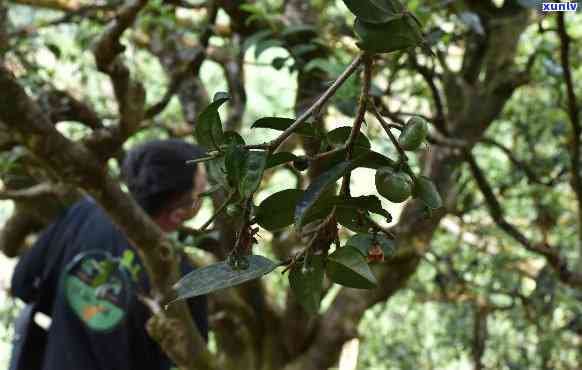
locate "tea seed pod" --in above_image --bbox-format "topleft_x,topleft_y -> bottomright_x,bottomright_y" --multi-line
375,167 -> 413,203
398,116 -> 429,151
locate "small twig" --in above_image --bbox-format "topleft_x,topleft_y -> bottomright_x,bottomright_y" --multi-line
310,146 -> 346,161
367,217 -> 396,239
280,234 -> 319,274
0,182 -> 62,200
268,54 -> 365,152
300,208 -> 337,237
409,54 -> 447,134
202,56 -> 364,153
145,75 -> 183,119
387,123 -> 404,131
345,55 -> 373,159
479,138 -> 554,186
465,151 -> 582,288
427,131 -> 467,148
199,191 -> 235,231
371,102 -> 408,163
186,153 -> 222,165
340,55 -> 373,196
230,197 -> 253,256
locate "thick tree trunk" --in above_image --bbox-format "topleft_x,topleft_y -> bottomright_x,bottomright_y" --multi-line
472,306 -> 489,370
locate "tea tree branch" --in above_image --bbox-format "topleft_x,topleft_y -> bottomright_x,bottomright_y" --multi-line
341,54 -> 373,196
372,102 -> 408,163
268,54 -> 365,152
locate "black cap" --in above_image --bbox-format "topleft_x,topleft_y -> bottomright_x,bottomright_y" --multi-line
121,139 -> 206,216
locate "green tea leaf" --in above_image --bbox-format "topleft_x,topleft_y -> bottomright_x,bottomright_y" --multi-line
172,255 -> 280,301
256,189 -> 304,231
352,150 -> 397,169
266,152 -> 298,169
195,94 -> 229,150
369,0 -> 405,13
289,255 -> 324,313
326,247 -> 377,289
354,13 -> 424,54
347,233 -> 395,257
251,117 -> 317,137
320,147 -> 394,173
256,189 -> 336,231
335,207 -> 374,233
224,131 -> 246,146
205,157 -> 229,189
225,145 -> 248,186
341,0 -> 399,24
333,195 -> 391,220
239,150 -> 268,198
327,126 -> 371,149
294,161 -> 353,231
414,176 -> 443,209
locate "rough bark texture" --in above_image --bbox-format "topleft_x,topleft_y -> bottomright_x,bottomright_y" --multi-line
472,306 -> 489,370
0,54 -> 214,370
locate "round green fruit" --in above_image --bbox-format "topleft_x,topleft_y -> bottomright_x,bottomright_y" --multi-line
226,204 -> 243,217
375,167 -> 413,203
293,156 -> 309,171
413,176 -> 443,209
398,116 -> 429,151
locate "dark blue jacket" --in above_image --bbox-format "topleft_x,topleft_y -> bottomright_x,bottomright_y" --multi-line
11,197 -> 208,370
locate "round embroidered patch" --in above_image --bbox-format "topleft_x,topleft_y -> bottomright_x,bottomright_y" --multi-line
63,251 -> 130,332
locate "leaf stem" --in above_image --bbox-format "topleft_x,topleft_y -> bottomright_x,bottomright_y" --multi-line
345,55 -> 373,158
231,197 -> 254,256
371,101 -> 408,163
300,208 -> 337,237
199,191 -> 236,231
186,153 -> 222,165
368,216 -> 396,239
310,146 -> 346,161
340,54 -> 373,196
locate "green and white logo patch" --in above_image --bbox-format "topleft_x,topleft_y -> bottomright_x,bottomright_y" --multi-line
63,251 -> 130,332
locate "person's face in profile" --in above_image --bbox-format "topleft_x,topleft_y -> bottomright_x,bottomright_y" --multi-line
156,164 -> 207,232
187,164 -> 207,218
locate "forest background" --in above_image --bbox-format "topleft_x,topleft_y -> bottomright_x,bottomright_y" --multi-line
0,0 -> 581,369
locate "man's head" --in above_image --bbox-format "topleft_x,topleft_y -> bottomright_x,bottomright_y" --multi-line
121,139 -> 207,232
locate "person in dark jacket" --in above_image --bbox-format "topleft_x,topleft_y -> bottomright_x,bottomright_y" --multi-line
10,139 -> 208,370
